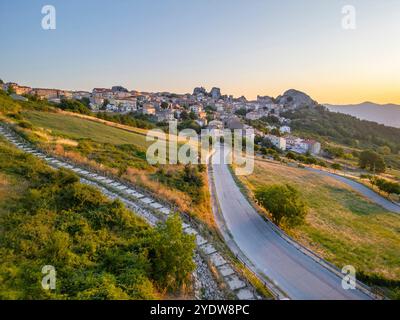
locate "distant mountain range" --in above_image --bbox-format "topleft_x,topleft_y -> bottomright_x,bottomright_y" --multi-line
324,102 -> 400,128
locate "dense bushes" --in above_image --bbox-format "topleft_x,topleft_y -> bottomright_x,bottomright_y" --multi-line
155,164 -> 205,204
370,177 -> 400,196
359,150 -> 386,173
0,142 -> 195,299
96,112 -> 156,130
255,184 -> 308,228
59,99 -> 92,115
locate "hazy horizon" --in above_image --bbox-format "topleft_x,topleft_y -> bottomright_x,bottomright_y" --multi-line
326,102 -> 400,128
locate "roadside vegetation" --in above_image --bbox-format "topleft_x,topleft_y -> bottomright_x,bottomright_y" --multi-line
238,159 -> 400,298
0,136 -> 196,299
255,184 -> 308,228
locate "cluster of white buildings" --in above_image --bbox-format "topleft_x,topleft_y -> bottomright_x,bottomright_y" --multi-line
263,134 -> 321,155
1,81 -> 321,155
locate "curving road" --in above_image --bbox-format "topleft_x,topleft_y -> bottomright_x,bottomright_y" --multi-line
210,146 -> 371,300
306,168 -> 400,214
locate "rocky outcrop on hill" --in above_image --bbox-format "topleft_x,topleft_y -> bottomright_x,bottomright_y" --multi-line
210,87 -> 222,100
193,87 -> 208,96
276,89 -> 317,108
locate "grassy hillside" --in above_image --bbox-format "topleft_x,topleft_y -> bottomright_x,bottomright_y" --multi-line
237,159 -> 400,298
282,105 -> 400,155
0,136 -> 196,299
0,92 -> 214,229
24,111 -> 150,147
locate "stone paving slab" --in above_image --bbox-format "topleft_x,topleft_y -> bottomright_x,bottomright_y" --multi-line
196,235 -> 207,246
226,275 -> 246,291
140,197 -> 153,204
182,222 -> 190,230
236,289 -> 255,300
200,243 -> 217,255
110,182 -> 121,187
130,191 -> 142,198
209,252 -> 227,268
218,264 -> 235,277
184,227 -> 198,236
150,202 -> 163,209
159,207 -> 171,215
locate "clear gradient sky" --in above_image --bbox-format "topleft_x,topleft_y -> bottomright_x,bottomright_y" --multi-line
1,0 -> 399,104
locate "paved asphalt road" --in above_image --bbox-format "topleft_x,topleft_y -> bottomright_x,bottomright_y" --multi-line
211,146 -> 371,300
307,168 -> 400,214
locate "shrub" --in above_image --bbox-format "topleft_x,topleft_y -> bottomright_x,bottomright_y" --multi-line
255,184 -> 308,228
359,150 -> 386,173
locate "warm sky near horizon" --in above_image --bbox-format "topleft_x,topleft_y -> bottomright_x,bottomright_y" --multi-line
1,0 -> 399,104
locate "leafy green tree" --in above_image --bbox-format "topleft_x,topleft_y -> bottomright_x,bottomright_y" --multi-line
359,150 -> 386,173
324,146 -> 345,159
235,108 -> 247,116
318,160 -> 327,167
273,154 -> 281,162
189,111 -> 198,120
101,99 -> 110,110
286,152 -> 297,160
331,163 -> 342,171
270,128 -> 281,136
80,97 -> 91,108
149,214 -> 196,291
255,184 -> 308,228
180,110 -> 189,121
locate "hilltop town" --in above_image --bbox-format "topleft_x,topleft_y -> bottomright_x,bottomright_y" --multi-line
1,81 -> 321,156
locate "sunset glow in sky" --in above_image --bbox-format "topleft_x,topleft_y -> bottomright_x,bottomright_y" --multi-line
1,0 -> 399,104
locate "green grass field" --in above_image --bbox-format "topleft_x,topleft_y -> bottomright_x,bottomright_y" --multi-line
24,111 -> 150,148
238,159 -> 400,292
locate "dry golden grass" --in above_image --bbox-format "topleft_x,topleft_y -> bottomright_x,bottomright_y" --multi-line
37,140 -> 216,228
122,167 -> 215,228
238,159 -> 400,281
